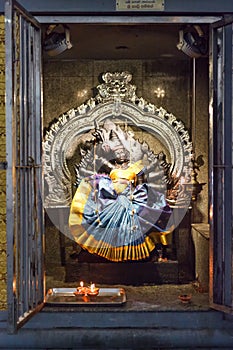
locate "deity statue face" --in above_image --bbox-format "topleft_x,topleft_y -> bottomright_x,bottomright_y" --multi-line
114,147 -> 129,163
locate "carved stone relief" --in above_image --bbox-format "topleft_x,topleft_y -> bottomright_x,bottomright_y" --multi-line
43,72 -> 193,208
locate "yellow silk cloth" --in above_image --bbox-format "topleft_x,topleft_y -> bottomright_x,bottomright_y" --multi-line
110,160 -> 144,194
149,229 -> 172,246
69,178 -> 92,227
69,225 -> 155,261
110,160 -> 144,181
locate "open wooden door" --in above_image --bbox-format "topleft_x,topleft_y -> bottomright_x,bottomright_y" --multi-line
209,16 -> 233,313
5,0 -> 44,333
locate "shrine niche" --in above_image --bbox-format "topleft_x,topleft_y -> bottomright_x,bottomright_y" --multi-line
43,71 -> 196,283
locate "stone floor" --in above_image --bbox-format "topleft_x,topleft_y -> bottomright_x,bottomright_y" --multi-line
46,272 -> 209,312
45,233 -> 209,312
115,283 -> 209,311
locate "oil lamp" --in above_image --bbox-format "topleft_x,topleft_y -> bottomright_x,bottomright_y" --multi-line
74,281 -> 99,297
178,294 -> 192,304
181,158 -> 206,202
88,283 -> 100,296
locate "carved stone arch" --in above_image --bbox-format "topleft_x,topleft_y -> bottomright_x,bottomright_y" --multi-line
43,72 -> 193,208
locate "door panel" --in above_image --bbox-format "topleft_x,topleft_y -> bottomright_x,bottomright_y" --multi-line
5,0 -> 44,333
209,17 -> 233,312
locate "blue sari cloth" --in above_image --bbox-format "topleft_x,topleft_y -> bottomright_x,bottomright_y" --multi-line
69,162 -> 172,261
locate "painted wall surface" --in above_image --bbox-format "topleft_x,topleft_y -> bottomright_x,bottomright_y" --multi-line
0,15 -> 6,310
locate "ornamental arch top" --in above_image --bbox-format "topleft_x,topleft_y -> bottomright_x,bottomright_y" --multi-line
43,71 -> 193,208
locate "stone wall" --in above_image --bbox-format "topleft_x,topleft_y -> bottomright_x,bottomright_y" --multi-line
0,15 -> 7,310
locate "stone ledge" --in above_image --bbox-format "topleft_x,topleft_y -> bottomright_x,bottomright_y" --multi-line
0,310 -> 233,349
